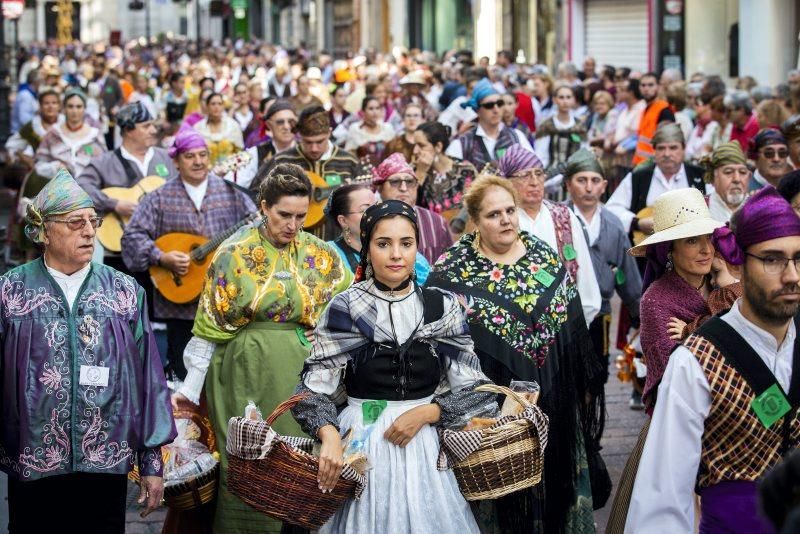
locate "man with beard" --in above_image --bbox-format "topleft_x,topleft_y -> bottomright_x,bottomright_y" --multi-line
632,72 -> 676,165
627,185 -> 800,533
706,141 -> 752,222
607,123 -> 708,236
752,128 -> 794,190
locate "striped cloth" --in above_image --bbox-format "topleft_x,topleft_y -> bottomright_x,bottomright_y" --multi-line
605,419 -> 651,534
437,404 -> 550,470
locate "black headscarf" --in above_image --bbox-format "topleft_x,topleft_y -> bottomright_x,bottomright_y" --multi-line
355,200 -> 418,282
117,101 -> 153,131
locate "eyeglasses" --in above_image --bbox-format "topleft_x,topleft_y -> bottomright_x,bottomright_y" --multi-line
745,252 -> 800,274
269,118 -> 297,127
509,169 -> 546,183
760,148 -> 789,159
386,177 -> 418,189
479,100 -> 505,110
46,216 -> 103,231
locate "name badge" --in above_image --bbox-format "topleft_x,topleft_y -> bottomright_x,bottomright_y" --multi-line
562,244 -> 577,261
751,383 -> 792,429
325,173 -> 342,186
79,365 -> 110,388
155,163 -> 169,177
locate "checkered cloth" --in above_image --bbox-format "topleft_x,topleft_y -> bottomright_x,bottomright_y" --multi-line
225,416 -> 368,498
436,405 -> 550,470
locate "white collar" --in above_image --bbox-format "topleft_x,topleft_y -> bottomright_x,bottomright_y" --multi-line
119,144 -> 154,165
476,123 -> 505,139
55,123 -> 100,146
319,141 -> 334,161
653,163 -> 687,183
753,170 -> 769,187
722,299 -> 797,353
44,256 -> 91,281
552,114 -> 576,129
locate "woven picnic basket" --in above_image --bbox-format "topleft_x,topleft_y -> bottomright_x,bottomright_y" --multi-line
128,410 -> 219,511
227,393 -> 367,530
446,384 -> 549,501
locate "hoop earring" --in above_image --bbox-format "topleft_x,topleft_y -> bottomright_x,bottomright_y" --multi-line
666,252 -> 674,271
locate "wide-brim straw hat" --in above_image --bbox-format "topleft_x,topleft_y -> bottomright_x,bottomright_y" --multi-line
629,188 -> 725,257
399,71 -> 426,86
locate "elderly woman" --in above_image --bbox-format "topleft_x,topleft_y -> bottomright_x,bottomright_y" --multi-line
373,152 -> 453,264
325,182 -> 430,284
193,92 -> 245,166
35,87 -> 106,180
495,144 -> 601,326
292,199 -> 495,533
175,163 -> 352,533
427,175 -> 604,533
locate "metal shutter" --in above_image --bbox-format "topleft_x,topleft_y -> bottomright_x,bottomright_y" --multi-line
585,0 -> 649,71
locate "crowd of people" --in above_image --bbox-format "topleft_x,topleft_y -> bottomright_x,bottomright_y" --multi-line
3,36 -> 800,533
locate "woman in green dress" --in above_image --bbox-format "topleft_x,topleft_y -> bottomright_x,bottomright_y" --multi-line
174,163 -> 353,533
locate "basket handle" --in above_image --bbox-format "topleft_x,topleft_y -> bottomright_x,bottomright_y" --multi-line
265,393 -> 312,426
474,383 -> 534,408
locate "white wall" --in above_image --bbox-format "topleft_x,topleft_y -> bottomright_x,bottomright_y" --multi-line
739,0 -> 796,86
389,0 -> 407,50
473,0 -> 499,61
685,0 -> 737,80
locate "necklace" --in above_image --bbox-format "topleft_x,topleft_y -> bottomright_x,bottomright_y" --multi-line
65,122 -> 84,132
373,277 -> 412,297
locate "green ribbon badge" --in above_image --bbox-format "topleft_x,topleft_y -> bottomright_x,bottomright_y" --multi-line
615,268 -> 626,286
83,145 -> 93,156
295,327 -> 312,348
751,383 -> 792,429
325,173 -> 342,186
533,268 -> 556,288
495,147 -> 508,159
562,244 -> 577,261
570,133 -> 582,143
155,164 -> 169,177
362,400 -> 388,425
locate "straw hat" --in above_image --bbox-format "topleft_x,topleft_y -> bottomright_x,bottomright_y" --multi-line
399,71 -> 426,86
629,188 -> 724,256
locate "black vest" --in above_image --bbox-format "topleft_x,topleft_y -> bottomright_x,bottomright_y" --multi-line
629,163 -> 706,213
344,288 -> 445,401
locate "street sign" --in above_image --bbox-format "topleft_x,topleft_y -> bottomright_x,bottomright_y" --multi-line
2,0 -> 23,20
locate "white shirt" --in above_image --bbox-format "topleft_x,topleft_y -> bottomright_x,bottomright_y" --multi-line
606,164 -> 695,232
626,300 -> 795,533
119,145 -> 154,178
182,179 -> 208,211
707,191 -> 739,223
445,123 -> 534,162
533,114 -> 586,169
574,207 -> 602,246
517,203 -> 601,325
45,259 -> 92,311
233,108 -> 254,131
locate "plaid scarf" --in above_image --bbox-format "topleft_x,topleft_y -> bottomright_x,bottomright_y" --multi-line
303,279 -> 481,374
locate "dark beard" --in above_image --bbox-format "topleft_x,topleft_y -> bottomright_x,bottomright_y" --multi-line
744,279 -> 800,324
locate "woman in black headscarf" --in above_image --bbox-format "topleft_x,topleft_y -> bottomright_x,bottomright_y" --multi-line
291,200 -> 496,533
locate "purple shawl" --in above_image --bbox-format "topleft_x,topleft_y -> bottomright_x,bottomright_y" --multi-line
639,269 -> 709,412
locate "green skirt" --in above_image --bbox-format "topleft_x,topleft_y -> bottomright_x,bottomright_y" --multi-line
205,321 -> 310,534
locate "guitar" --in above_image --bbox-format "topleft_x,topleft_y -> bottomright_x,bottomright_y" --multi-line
96,176 -> 166,252
305,171 -> 335,229
149,213 -> 258,304
631,206 -> 654,246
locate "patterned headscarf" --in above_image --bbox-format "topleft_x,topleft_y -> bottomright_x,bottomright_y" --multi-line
751,128 -> 788,159
371,152 -> 415,187
25,168 -> 94,244
117,101 -> 153,131
564,148 -> 604,179
168,123 -> 207,158
712,185 -> 800,265
461,78 -> 499,111
496,144 -> 543,177
702,141 -> 747,183
355,200 -> 418,282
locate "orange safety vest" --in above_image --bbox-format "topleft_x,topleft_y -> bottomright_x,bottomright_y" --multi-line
632,99 -> 670,165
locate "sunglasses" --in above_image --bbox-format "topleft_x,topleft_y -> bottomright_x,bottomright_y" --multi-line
761,148 -> 789,159
46,216 -> 103,231
387,178 -> 418,189
269,118 -> 297,127
479,100 -> 505,110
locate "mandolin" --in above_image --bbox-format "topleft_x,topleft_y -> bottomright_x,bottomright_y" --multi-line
96,176 -> 166,252
304,171 -> 336,229
631,206 -> 654,246
149,213 -> 258,304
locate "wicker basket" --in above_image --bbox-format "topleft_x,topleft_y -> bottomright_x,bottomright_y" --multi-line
449,384 -> 548,501
227,394 -> 366,530
129,410 -> 219,511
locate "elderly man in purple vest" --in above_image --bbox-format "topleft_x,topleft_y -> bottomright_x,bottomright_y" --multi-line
627,186 -> 800,533
445,77 -> 535,173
